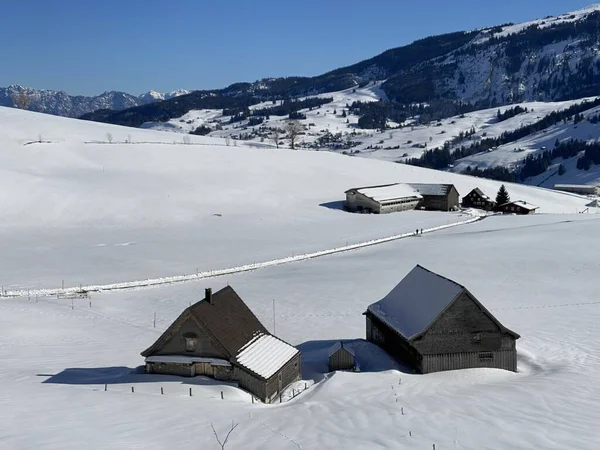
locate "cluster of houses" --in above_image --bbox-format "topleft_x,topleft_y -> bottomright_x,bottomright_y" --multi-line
141,266 -> 519,403
344,183 -> 539,215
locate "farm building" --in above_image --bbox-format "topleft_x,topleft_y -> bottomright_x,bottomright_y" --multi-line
408,183 -> 460,211
553,184 -> 600,196
328,342 -> 356,372
344,183 -> 422,214
141,286 -> 301,403
461,188 -> 496,211
364,265 -> 520,374
496,200 -> 538,215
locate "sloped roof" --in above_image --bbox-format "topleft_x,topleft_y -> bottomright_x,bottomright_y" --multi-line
356,184 -> 422,203
328,341 -> 356,357
367,265 -> 464,340
499,200 -> 539,211
141,286 -> 268,358
367,265 -> 520,341
468,187 -> 493,201
345,183 -> 397,194
141,286 -> 300,380
235,333 -> 299,379
408,183 -> 455,197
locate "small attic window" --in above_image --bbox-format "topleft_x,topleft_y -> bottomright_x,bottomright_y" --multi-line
183,332 -> 198,352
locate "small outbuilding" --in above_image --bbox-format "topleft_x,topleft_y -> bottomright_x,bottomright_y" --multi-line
364,265 -> 520,374
496,200 -> 538,215
344,183 -> 422,214
408,183 -> 460,211
141,286 -> 301,403
328,342 -> 356,372
461,188 -> 496,211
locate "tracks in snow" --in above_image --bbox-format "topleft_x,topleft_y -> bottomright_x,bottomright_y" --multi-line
1,214 -> 484,298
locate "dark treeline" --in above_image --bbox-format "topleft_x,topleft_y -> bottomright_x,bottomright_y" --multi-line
252,97 -> 333,117
496,105 -> 528,122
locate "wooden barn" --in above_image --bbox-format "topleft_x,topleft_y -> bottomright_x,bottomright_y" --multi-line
141,286 -> 301,403
462,188 -> 496,211
364,265 -> 519,374
496,200 -> 538,215
328,342 -> 356,372
408,183 -> 460,211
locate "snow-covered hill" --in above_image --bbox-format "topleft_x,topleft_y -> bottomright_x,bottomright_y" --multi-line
0,105 -> 594,291
0,85 -> 191,118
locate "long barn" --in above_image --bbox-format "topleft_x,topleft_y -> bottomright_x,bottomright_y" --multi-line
364,265 -> 519,373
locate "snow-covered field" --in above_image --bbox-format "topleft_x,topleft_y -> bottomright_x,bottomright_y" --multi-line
2,106 -> 593,291
2,107 -> 600,449
2,214 -> 600,449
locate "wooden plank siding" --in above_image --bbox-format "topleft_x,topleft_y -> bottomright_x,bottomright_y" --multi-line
422,349 -> 517,373
154,317 -> 227,359
329,348 -> 355,371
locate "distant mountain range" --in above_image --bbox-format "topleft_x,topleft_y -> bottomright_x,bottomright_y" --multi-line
75,4 -> 600,129
0,85 -> 191,118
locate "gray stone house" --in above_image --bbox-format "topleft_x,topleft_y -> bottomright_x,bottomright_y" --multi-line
141,286 -> 301,403
364,265 -> 519,373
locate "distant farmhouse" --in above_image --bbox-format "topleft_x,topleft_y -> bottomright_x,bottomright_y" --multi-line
344,184 -> 422,214
328,341 -> 356,372
553,184 -> 600,196
496,200 -> 538,215
408,183 -> 460,211
364,265 -> 519,373
141,286 -> 301,403
461,188 -> 496,211
344,183 -> 458,213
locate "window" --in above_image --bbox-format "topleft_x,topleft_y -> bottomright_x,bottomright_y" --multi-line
472,333 -> 481,343
478,352 -> 493,360
278,373 -> 282,382
183,332 -> 198,352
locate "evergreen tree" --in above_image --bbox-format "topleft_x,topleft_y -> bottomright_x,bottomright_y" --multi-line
496,184 -> 510,205
558,164 -> 566,176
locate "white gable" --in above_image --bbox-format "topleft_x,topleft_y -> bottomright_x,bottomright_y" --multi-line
367,265 -> 464,340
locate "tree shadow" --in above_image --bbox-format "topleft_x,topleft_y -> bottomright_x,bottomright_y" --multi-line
298,338 -> 415,383
37,366 -> 235,388
319,201 -> 347,211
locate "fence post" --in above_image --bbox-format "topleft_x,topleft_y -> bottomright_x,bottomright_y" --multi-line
131,386 -> 134,393
220,391 -> 223,399
189,387 -> 193,397
161,387 -> 164,395
104,384 -> 107,391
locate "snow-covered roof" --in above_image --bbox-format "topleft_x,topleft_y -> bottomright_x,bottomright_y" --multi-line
328,341 -> 356,358
553,184 -> 598,190
235,333 -> 299,379
367,265 -> 464,340
470,187 -> 493,201
357,184 -> 422,203
408,183 -> 454,197
145,355 -> 231,366
502,200 -> 539,211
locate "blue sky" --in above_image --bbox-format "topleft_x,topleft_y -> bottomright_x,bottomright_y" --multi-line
0,0 -> 594,95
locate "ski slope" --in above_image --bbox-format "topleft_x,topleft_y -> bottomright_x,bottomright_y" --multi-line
1,213 -> 600,449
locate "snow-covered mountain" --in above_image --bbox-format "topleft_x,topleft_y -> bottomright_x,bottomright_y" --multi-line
0,85 -> 191,118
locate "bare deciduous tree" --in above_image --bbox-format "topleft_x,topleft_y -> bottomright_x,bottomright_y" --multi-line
12,91 -> 30,110
272,128 -> 281,149
106,132 -> 113,144
211,421 -> 239,450
285,121 -> 303,150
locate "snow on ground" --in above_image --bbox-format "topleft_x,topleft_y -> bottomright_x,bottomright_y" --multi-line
2,213 -> 600,449
2,107 -> 594,293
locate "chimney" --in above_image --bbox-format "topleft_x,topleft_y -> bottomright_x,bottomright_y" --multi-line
205,288 -> 212,304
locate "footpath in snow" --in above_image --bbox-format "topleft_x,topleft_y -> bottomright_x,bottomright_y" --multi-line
1,211 -> 485,298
